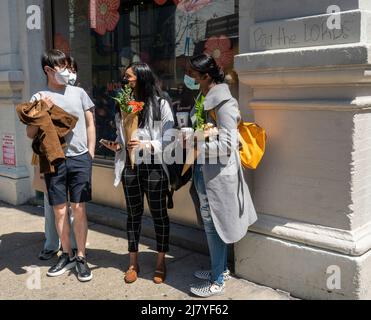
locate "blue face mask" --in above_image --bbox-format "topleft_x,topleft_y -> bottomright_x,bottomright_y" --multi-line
184,74 -> 200,90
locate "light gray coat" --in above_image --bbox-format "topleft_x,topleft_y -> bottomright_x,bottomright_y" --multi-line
190,83 -> 258,244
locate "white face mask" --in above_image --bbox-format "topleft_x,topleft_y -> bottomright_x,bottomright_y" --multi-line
68,72 -> 77,86
54,68 -> 70,85
184,74 -> 200,90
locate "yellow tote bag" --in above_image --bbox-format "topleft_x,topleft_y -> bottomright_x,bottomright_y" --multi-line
238,121 -> 266,169
210,110 -> 266,170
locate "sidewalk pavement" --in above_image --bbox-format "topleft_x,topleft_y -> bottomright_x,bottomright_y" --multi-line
0,201 -> 295,300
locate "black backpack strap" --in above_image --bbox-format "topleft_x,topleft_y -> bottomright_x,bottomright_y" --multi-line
167,188 -> 174,209
158,96 -> 177,209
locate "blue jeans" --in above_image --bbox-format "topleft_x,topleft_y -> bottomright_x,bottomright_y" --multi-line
43,194 -> 77,251
193,164 -> 228,286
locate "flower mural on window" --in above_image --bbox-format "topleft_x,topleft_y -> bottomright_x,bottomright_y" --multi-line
54,33 -> 70,54
154,0 -> 181,5
93,0 -> 120,36
154,0 -> 168,4
204,36 -> 234,69
153,0 -> 210,12
176,0 -> 212,13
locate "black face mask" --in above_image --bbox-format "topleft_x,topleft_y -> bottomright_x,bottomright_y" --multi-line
121,78 -> 129,86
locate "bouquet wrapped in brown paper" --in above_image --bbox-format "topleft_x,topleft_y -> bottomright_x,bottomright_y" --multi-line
113,86 -> 144,169
181,123 -> 218,176
181,95 -> 219,176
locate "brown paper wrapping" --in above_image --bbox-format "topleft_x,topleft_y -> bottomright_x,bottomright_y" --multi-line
181,147 -> 200,176
181,126 -> 218,176
122,111 -> 139,169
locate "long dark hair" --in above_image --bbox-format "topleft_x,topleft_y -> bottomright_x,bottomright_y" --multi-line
189,54 -> 225,84
67,56 -> 78,73
126,62 -> 162,128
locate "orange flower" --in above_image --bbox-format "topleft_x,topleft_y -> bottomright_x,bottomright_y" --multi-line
94,0 -> 120,36
204,35 -> 234,69
128,101 -> 144,113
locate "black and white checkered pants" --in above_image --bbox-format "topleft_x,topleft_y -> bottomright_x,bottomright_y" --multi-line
122,162 -> 170,253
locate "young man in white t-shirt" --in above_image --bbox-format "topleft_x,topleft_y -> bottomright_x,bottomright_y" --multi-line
27,49 -> 96,282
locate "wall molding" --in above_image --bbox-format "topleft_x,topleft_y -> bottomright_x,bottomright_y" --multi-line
235,43 -> 371,72
0,165 -> 29,180
249,98 -> 371,111
250,212 -> 371,256
239,65 -> 371,88
0,71 -> 24,103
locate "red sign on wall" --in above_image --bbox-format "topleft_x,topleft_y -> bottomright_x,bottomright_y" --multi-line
2,134 -> 16,166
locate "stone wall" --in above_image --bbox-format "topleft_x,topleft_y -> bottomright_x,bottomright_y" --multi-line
235,0 -> 371,299
0,0 -> 47,205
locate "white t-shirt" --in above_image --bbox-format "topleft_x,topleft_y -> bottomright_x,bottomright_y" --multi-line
31,85 -> 95,157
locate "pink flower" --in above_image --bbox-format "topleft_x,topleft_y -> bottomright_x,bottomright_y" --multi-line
154,0 -> 182,5
154,0 -> 168,4
93,0 -> 120,36
176,0 -> 212,13
204,36 -> 234,69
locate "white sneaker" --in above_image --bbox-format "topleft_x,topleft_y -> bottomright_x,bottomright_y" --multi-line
190,281 -> 225,298
194,269 -> 231,281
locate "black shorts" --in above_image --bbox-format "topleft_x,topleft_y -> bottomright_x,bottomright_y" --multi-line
45,152 -> 93,206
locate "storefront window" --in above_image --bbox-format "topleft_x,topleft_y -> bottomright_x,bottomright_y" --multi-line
52,0 -> 239,160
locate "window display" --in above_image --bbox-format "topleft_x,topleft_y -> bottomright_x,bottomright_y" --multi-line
52,0 -> 239,160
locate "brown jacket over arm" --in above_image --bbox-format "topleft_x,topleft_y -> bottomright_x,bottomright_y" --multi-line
16,100 -> 78,173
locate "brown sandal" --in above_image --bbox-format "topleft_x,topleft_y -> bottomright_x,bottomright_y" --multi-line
124,265 -> 139,283
153,265 -> 166,284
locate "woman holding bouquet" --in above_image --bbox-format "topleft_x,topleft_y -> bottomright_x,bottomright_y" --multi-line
104,63 -> 174,284
187,54 -> 258,297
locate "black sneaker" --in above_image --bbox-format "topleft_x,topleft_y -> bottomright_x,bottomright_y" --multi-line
38,249 -> 59,260
47,253 -> 76,277
76,256 -> 93,282
72,249 -> 88,258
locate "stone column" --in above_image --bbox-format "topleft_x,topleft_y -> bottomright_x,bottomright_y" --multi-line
235,0 -> 371,299
0,0 -> 47,205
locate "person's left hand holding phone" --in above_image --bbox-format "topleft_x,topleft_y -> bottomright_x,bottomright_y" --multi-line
99,139 -> 122,152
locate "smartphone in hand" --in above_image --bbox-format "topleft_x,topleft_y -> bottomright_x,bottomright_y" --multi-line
99,139 -> 122,152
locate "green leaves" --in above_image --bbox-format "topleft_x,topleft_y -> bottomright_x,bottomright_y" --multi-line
112,85 -> 134,113
194,95 -> 206,130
